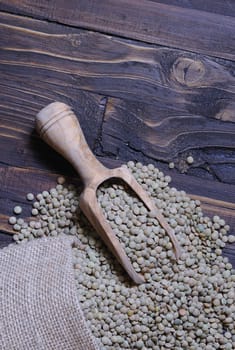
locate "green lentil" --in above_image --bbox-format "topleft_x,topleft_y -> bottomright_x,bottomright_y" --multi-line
228,235 -> 235,244
31,208 -> 38,216
13,206 -> 22,215
8,162 -> 235,350
8,216 -> 17,225
26,193 -> 34,201
186,156 -> 194,164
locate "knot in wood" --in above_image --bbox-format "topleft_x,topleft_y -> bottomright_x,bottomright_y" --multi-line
172,57 -> 205,87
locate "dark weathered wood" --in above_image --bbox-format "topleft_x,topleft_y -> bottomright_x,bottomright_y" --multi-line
1,13 -> 234,105
152,0 -> 235,17
0,13 -> 234,107
0,23 -> 107,174
0,0 -> 235,61
0,13 -> 235,184
99,97 -> 235,184
0,232 -> 12,248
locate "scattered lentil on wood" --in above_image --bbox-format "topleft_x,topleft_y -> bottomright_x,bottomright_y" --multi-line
13,206 -> 22,215
26,193 -> 34,201
186,156 -> 194,164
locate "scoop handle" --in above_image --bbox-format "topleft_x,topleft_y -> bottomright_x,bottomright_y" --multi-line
36,102 -> 106,186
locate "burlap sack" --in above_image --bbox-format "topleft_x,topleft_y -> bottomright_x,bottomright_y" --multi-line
0,235 -> 100,350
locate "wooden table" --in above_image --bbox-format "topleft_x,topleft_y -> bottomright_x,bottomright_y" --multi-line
0,1 -> 234,266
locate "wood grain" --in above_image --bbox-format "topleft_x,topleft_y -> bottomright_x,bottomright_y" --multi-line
0,13 -> 234,108
99,97 -> 235,184
0,23 -> 107,174
152,0 -> 235,17
0,13 -> 234,183
0,0 -> 234,61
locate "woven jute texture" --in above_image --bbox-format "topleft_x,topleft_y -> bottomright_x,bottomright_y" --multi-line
0,235 -> 100,350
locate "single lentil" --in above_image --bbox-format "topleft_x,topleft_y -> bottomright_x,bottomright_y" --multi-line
186,156 -> 194,164
228,235 -> 235,244
13,206 -> 22,215
31,208 -> 39,216
8,216 -> 17,225
26,193 -> 34,201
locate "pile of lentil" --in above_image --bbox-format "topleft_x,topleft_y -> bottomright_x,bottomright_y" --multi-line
9,162 -> 235,350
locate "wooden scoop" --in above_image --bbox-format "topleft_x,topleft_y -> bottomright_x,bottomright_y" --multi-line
36,102 -> 181,284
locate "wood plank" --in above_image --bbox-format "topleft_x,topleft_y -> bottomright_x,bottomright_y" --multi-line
0,13 -> 107,173
0,1 -> 235,60
151,0 -> 235,17
100,97 -> 235,184
0,13 -> 234,185
1,81 -> 235,184
0,12 -> 234,106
